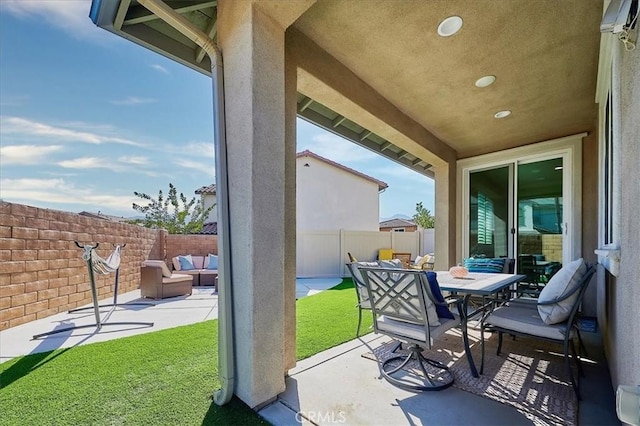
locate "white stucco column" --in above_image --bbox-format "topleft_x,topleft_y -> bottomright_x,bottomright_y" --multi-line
217,1 -> 288,408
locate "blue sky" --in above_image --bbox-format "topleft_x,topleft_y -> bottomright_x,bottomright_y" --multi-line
0,0 -> 434,220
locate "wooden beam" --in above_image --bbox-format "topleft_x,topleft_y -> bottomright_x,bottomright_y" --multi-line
124,1 -> 217,26
359,130 -> 372,141
195,19 -> 217,63
332,115 -> 346,128
114,0 -> 131,31
298,97 -> 314,112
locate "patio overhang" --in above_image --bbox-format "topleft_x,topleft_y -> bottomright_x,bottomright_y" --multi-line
91,0 -> 602,163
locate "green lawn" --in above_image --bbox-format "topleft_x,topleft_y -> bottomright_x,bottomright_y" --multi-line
0,278 -> 370,425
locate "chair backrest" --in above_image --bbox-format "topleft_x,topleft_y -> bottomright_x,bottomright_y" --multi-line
538,262 -> 597,327
359,267 -> 440,347
518,255 -> 539,282
346,262 -> 377,306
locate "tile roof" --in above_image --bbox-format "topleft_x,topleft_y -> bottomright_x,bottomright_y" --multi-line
195,184 -> 216,195
296,150 -> 388,191
200,222 -> 217,235
379,218 -> 416,228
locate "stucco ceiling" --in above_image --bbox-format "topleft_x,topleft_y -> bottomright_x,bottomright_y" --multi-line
293,0 -> 603,158
93,0 -> 604,162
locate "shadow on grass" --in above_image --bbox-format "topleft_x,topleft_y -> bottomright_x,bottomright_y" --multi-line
1,322 -> 76,389
202,396 -> 270,425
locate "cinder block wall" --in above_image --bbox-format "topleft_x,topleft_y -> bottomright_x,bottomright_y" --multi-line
165,234 -> 218,269
0,202 -> 162,330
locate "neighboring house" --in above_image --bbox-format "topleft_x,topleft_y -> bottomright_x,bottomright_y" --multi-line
379,218 -> 417,232
296,150 -> 387,232
196,150 -> 388,234
194,184 -> 217,225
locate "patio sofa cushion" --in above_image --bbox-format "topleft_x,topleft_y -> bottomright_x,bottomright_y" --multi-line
378,259 -> 403,269
143,260 -> 172,278
206,254 -> 218,269
464,257 -> 506,273
178,255 -> 195,270
537,258 -> 587,324
425,272 -> 455,320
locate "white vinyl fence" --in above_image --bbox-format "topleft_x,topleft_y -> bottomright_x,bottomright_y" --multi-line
296,229 -> 435,278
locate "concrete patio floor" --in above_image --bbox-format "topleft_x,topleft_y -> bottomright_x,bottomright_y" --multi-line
259,327 -> 619,426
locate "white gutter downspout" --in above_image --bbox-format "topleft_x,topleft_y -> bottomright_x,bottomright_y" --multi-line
137,0 -> 235,406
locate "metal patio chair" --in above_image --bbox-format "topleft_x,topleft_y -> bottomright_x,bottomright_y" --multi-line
360,267 -> 463,392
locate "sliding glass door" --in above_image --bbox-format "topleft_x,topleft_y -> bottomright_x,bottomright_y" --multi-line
466,156 -> 569,277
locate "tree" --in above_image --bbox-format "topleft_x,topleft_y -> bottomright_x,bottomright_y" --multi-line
130,183 -> 215,234
412,202 -> 435,229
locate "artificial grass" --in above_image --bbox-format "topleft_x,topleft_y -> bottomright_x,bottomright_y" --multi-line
0,278 -> 368,425
0,321 -> 266,426
296,278 -> 372,360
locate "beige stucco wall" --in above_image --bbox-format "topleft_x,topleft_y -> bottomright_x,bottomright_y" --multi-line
296,156 -> 381,231
605,32 -> 640,393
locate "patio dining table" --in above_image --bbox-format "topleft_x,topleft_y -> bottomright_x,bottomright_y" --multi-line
435,271 -> 525,378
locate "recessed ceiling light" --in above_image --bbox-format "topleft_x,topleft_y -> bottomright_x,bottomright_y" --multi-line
475,75 -> 496,88
494,110 -> 511,119
437,16 -> 463,37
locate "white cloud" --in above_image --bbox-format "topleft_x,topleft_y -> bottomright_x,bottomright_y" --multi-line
299,132 -> 378,164
0,116 -> 146,147
150,64 -> 170,75
0,144 -> 63,165
0,177 -> 137,213
174,159 -> 215,178
118,156 -> 150,166
0,0 -> 107,43
58,157 -> 123,172
110,97 -> 157,106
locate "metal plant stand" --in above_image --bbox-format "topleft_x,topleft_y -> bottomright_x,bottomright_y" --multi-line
68,243 -> 154,313
32,242 -> 154,340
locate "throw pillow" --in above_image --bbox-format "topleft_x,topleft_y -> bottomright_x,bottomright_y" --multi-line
378,259 -> 403,269
425,271 -> 455,320
178,255 -> 195,271
207,254 -> 218,270
538,258 -> 587,324
464,257 -> 505,273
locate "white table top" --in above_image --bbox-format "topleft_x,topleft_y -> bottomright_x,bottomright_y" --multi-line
433,271 -> 525,296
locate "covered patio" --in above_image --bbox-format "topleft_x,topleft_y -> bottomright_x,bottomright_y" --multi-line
87,0 -> 639,422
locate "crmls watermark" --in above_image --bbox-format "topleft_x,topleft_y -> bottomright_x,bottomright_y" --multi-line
295,410 -> 347,424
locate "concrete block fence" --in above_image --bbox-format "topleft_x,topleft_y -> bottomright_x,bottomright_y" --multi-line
0,202 -> 218,331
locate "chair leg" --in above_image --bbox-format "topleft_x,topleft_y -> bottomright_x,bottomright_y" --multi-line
356,307 -> 363,337
564,338 -> 580,399
570,338 -> 584,377
379,344 -> 454,392
497,331 -> 503,355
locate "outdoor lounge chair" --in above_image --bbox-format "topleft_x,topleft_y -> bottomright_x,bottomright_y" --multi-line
140,260 -> 193,299
359,266 -> 463,391
482,260 -> 597,399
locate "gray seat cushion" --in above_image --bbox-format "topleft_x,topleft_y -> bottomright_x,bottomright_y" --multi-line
485,304 -> 575,341
377,315 -> 459,346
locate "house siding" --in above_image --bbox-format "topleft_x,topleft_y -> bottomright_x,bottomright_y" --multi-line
296,156 -> 380,231
605,36 -> 640,393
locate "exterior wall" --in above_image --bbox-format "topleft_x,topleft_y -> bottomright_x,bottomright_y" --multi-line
202,193 -> 218,223
605,35 -> 640,394
0,202 -> 162,331
165,234 -> 218,269
296,156 -> 380,231
297,229 -> 423,278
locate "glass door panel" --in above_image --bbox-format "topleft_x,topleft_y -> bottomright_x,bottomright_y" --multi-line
469,166 -> 510,259
516,158 -> 564,285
